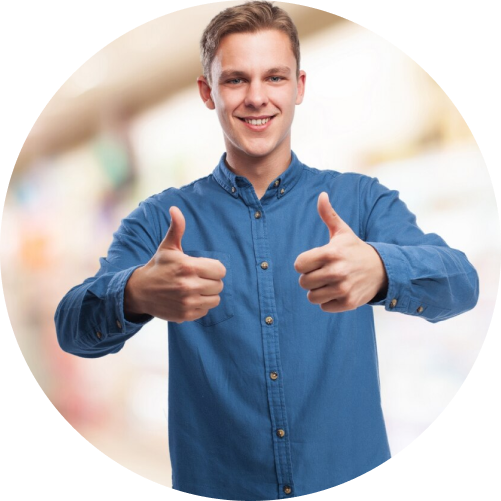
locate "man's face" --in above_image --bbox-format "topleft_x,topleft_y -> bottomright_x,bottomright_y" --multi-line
199,29 -> 306,162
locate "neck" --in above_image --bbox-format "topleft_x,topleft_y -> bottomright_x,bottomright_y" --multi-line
225,141 -> 292,199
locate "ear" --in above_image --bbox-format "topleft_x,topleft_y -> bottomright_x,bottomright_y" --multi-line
295,70 -> 306,105
197,76 -> 215,110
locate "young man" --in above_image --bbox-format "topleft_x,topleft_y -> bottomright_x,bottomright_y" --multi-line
55,2 -> 479,499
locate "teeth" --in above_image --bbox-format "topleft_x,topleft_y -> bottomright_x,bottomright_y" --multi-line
244,117 -> 271,125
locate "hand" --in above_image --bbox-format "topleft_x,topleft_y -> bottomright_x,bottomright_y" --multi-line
124,206 -> 226,323
294,192 -> 387,313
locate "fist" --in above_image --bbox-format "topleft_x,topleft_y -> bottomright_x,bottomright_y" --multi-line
124,206 -> 226,323
294,192 -> 387,313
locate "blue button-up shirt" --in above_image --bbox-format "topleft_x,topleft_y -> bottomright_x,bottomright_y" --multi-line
55,151 -> 479,500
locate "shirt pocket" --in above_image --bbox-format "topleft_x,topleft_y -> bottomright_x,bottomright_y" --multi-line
183,250 -> 234,327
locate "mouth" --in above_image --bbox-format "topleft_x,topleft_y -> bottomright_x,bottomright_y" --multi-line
241,116 -> 272,125
237,115 -> 276,130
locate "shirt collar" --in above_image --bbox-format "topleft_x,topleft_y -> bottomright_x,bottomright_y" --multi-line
212,151 -> 304,201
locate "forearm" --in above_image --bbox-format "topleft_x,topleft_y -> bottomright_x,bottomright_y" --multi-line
55,266 -> 152,357
54,199 -> 166,356
368,242 -> 479,322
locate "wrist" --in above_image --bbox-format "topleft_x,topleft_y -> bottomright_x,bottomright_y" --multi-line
124,266 -> 150,321
367,242 -> 388,298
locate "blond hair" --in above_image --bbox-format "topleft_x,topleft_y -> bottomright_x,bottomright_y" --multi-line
200,1 -> 300,84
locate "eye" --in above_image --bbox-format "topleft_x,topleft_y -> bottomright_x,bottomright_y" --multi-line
269,76 -> 283,82
227,78 -> 244,84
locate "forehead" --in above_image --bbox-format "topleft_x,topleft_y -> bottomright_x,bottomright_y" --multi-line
212,29 -> 296,76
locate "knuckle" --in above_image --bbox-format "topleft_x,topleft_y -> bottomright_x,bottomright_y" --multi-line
177,260 -> 195,277
326,263 -> 349,282
177,280 -> 192,296
325,246 -> 338,262
319,302 -> 331,312
325,266 -> 338,281
177,301 -> 190,313
178,294 -> 197,311
334,263 -> 349,280
336,282 -> 350,297
188,310 -> 205,321
339,297 -> 355,310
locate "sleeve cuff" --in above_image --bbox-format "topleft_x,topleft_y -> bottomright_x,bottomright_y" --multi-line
103,265 -> 153,340
366,242 -> 449,320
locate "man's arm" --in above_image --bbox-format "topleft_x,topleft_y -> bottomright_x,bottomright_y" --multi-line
295,177 -> 479,323
54,201 -> 159,358
55,198 -> 226,358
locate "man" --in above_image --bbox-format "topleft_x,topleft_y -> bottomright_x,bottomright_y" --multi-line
55,2 -> 479,499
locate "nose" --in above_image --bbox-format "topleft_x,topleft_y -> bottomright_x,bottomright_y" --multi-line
244,80 -> 269,108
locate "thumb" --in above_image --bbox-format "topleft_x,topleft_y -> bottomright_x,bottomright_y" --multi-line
160,206 -> 186,252
317,192 -> 346,239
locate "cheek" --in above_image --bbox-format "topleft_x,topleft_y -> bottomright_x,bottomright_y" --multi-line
214,99 -> 230,122
270,90 -> 296,112
217,106 -> 235,126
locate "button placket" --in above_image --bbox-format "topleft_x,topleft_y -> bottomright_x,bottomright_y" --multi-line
249,203 -> 294,494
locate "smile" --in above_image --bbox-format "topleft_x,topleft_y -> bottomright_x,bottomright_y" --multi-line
237,115 -> 276,128
244,117 -> 270,125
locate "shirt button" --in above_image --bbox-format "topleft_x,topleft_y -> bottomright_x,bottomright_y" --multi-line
270,371 -> 279,380
280,188 -> 285,195
389,298 -> 398,309
261,261 -> 269,270
276,429 -> 285,438
116,320 -> 122,329
96,331 -> 102,339
265,316 -> 274,325
254,211 -> 262,219
283,486 -> 292,495
274,179 -> 280,187
231,186 -> 236,193
417,306 -> 424,314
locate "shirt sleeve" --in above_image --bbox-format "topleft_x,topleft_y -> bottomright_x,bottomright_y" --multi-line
360,176 -> 479,323
54,198 -> 165,358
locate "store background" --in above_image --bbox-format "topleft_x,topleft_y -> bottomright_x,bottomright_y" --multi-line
1,0 -> 500,498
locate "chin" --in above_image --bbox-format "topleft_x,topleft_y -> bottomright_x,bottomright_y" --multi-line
238,141 -> 277,159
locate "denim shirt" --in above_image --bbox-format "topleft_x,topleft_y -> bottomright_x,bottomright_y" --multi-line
55,152 -> 479,500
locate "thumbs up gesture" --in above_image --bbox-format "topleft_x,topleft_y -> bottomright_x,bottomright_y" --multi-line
294,192 -> 388,313
124,206 -> 226,323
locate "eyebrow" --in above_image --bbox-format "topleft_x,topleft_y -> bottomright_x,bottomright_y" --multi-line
218,66 -> 292,82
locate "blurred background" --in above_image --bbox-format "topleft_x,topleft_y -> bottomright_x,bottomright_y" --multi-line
1,0 -> 499,488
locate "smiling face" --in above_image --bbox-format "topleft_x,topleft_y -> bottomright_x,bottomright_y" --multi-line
198,29 -> 306,165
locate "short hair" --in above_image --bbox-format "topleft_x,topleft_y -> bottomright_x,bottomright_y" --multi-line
200,1 -> 301,84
